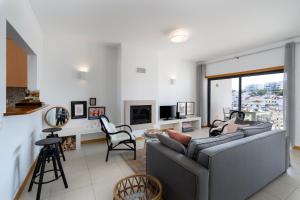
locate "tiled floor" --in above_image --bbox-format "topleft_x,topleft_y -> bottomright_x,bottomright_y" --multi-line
20,128 -> 300,200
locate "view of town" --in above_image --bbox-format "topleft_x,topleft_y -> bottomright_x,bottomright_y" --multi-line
232,73 -> 284,129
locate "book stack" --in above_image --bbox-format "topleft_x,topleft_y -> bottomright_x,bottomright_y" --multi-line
182,122 -> 194,132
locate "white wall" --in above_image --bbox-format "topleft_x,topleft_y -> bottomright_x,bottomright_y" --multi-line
117,46 -> 197,124
210,79 -> 232,121
206,47 -> 285,76
40,35 -> 118,134
0,112 -> 43,199
118,44 -> 159,123
120,44 -> 159,101
40,40 -> 198,131
158,52 -> 196,106
0,0 -> 43,199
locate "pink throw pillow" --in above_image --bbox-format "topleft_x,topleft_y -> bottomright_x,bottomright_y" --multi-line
166,129 -> 192,146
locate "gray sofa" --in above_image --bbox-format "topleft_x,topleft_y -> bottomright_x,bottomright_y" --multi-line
146,129 -> 287,200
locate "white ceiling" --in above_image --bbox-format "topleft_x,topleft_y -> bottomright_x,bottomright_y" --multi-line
29,0 -> 300,61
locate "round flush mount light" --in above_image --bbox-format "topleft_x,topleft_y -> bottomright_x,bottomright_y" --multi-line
168,29 -> 190,43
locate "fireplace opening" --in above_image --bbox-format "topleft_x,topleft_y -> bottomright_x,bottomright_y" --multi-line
130,105 -> 152,125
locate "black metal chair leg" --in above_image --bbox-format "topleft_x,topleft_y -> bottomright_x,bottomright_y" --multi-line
134,141 -> 136,160
52,155 -> 58,178
58,142 -> 66,161
105,147 -> 110,162
28,151 -> 42,192
54,147 -> 68,188
36,151 -> 46,200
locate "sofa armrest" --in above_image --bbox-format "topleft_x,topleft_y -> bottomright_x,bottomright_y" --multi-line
146,142 -> 209,200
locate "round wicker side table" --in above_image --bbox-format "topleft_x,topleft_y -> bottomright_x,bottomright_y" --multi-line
113,174 -> 162,200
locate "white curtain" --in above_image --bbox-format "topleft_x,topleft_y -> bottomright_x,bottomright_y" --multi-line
284,42 -> 296,169
196,63 -> 206,126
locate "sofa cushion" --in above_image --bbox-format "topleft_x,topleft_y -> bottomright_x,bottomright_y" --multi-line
166,129 -> 192,146
238,122 -> 272,137
187,132 -> 245,163
157,134 -> 187,154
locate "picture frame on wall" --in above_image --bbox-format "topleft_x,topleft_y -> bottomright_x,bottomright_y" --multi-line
71,101 -> 87,119
177,102 -> 186,116
88,107 -> 106,120
186,102 -> 195,115
89,98 -> 96,106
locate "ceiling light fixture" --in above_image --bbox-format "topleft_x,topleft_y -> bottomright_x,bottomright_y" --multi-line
168,29 -> 190,43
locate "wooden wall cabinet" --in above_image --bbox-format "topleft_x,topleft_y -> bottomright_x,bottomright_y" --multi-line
6,38 -> 28,87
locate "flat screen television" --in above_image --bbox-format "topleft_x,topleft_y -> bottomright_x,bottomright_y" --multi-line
160,105 -> 176,120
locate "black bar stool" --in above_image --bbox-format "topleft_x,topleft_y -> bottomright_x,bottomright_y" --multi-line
42,127 -> 66,161
28,138 -> 68,200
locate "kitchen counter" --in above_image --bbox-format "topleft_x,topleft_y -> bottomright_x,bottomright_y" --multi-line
4,104 -> 48,116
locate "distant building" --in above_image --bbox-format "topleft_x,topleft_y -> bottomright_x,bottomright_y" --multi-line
264,82 -> 283,92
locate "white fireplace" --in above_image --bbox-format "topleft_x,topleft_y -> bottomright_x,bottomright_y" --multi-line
124,100 -> 156,130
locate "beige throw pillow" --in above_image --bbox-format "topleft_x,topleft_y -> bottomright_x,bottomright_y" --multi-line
223,118 -> 249,134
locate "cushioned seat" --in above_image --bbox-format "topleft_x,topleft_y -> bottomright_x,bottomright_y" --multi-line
101,117 -> 136,144
110,132 -> 136,145
99,115 -> 136,161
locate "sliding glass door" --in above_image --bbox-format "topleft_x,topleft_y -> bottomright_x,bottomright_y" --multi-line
208,70 -> 284,128
209,78 -> 239,121
241,73 -> 284,128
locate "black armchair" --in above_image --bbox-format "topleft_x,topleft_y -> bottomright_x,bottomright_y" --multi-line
99,115 -> 136,162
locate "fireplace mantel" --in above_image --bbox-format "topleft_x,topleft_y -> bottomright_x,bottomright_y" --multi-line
124,100 -> 156,130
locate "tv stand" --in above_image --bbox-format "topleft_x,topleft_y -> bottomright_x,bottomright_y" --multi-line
157,115 -> 201,132
177,116 -> 186,119
163,117 -> 175,121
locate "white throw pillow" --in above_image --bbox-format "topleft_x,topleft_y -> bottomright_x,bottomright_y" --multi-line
107,123 -> 117,133
101,117 -> 117,133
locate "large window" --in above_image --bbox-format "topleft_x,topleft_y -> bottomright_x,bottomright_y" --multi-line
241,73 -> 284,128
208,70 -> 284,129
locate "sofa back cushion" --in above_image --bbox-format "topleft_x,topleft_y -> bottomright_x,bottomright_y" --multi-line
187,132 -> 245,166
238,122 -> 272,137
157,134 -> 187,154
166,129 -> 192,146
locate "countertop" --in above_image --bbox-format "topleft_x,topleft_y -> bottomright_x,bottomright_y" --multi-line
4,104 -> 48,116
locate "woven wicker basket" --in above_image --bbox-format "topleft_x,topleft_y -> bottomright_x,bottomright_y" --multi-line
113,174 -> 162,200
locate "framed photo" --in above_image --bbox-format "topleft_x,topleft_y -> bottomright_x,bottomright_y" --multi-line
89,98 -> 96,106
71,101 -> 87,119
186,102 -> 195,115
177,102 -> 186,116
88,107 -> 106,120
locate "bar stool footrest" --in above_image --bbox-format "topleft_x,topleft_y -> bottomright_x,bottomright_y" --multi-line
32,169 -> 63,184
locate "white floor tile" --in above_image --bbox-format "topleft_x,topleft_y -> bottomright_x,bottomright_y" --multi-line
50,185 -> 95,200
263,180 -> 296,200
286,188 -> 300,200
247,191 -> 280,200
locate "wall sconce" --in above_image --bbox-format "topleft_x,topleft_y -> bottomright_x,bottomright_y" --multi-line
77,65 -> 89,80
170,76 -> 176,85
77,70 -> 88,80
